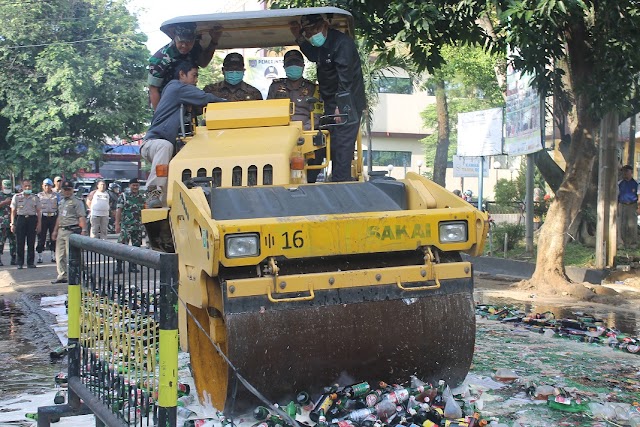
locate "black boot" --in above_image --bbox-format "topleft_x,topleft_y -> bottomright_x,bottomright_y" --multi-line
114,261 -> 123,274
10,257 -> 16,265
128,263 -> 139,273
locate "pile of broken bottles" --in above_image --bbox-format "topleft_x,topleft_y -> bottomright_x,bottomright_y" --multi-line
475,304 -> 639,354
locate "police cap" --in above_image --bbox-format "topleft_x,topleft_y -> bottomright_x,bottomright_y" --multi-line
284,50 -> 304,66
61,180 -> 74,189
300,14 -> 325,29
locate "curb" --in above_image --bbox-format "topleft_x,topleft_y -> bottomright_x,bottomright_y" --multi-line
463,254 -> 609,284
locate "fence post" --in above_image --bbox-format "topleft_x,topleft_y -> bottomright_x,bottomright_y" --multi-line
158,253 -> 179,427
67,241 -> 82,410
503,233 -> 509,258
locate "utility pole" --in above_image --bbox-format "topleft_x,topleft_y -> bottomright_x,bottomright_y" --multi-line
596,112 -> 619,268
525,154 -> 534,253
628,113 -> 636,169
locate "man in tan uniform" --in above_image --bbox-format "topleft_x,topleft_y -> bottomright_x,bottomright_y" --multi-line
267,49 -> 321,130
10,180 -> 41,269
51,180 -> 87,284
203,53 -> 263,102
37,178 -> 58,263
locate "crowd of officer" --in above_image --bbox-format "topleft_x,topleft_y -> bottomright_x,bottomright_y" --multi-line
0,177 -> 145,283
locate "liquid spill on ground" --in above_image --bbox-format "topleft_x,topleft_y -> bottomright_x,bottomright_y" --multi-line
475,291 -> 640,336
0,298 -> 63,399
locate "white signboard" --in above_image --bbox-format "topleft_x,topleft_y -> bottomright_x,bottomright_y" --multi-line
452,155 -> 490,178
504,62 -> 543,155
457,107 -> 503,157
244,57 -> 286,100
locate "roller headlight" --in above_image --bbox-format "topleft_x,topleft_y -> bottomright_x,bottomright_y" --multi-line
225,233 -> 260,258
439,221 -> 467,243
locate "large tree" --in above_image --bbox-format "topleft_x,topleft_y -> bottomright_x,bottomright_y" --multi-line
272,0 -> 640,290
0,0 -> 149,180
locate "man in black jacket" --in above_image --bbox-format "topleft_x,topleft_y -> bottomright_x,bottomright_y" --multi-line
291,13 -> 366,183
141,60 -> 226,208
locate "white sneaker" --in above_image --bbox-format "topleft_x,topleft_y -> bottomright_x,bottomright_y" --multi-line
37,254 -> 43,264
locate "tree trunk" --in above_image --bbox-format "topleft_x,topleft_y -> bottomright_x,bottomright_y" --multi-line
432,78 -> 449,186
531,125 -> 597,285
529,22 -> 599,287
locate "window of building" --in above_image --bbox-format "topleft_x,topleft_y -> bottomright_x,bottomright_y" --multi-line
363,150 -> 412,167
375,76 -> 413,94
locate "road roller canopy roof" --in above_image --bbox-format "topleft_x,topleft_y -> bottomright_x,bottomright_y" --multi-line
160,7 -> 354,50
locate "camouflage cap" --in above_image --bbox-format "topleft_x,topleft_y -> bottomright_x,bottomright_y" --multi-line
2,179 -> 11,187
174,23 -> 196,42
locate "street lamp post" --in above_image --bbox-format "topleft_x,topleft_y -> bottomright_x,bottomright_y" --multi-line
509,165 -> 516,180
417,160 -> 424,175
387,164 -> 394,177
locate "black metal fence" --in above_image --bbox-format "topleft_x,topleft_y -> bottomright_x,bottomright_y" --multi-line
37,235 -> 179,427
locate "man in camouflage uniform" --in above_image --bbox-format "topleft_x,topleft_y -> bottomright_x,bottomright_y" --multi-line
114,178 -> 145,274
204,53 -> 263,101
0,179 -> 16,266
267,49 -> 321,131
148,23 -> 219,110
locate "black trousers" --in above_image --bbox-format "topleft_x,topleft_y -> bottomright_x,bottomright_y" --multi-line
15,215 -> 37,266
307,111 -> 362,183
37,215 -> 57,253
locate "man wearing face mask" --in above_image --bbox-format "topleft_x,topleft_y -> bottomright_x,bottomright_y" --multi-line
148,22 -> 220,111
290,14 -> 366,183
0,179 -> 17,266
203,53 -> 263,102
267,49 -> 321,131
10,180 -> 42,269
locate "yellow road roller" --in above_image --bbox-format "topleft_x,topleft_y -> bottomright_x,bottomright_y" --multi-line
142,7 -> 488,413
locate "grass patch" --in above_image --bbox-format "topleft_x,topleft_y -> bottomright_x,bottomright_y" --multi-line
482,238 -> 640,268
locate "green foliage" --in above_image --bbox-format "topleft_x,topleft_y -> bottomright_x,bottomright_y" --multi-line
494,178 -> 520,205
0,0 -> 150,180
491,223 -> 525,251
197,54 -> 224,89
419,44 -> 503,172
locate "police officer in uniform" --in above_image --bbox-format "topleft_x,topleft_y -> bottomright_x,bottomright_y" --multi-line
10,180 -> 42,269
51,180 -> 87,284
0,179 -> 17,266
37,178 -> 58,263
114,178 -> 146,274
267,49 -> 321,131
203,53 -> 263,102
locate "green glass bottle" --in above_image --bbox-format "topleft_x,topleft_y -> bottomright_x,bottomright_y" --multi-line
254,406 -> 271,421
54,390 -> 66,404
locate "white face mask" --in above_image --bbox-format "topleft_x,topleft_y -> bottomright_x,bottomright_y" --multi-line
2,189 -> 11,194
